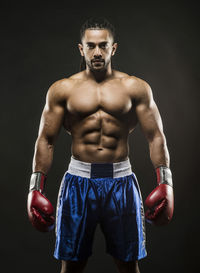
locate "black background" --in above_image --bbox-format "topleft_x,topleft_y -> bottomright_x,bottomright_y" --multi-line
1,0 -> 199,272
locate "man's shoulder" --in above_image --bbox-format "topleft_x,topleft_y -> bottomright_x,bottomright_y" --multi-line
118,73 -> 152,100
47,74 -> 82,99
68,71 -> 86,80
113,70 -> 149,87
118,73 -> 148,89
49,76 -> 77,90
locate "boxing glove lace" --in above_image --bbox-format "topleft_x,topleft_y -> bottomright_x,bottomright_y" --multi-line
145,166 -> 174,225
27,172 -> 55,232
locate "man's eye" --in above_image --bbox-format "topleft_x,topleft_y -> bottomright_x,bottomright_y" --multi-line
87,45 -> 94,49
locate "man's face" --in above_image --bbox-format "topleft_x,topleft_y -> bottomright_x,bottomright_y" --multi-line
78,29 -> 117,72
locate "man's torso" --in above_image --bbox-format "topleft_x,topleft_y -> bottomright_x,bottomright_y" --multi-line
53,70 -> 144,163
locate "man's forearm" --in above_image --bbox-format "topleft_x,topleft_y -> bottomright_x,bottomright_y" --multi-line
32,137 -> 54,175
149,134 -> 170,168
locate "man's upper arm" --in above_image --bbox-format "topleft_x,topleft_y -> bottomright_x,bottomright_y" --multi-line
37,80 -> 66,144
134,80 -> 164,142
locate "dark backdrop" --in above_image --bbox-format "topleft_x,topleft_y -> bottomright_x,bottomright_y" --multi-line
1,1 -> 199,272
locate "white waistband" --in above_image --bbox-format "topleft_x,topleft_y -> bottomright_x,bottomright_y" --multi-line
67,156 -> 133,178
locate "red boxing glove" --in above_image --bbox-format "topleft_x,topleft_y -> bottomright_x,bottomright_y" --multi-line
145,166 -> 174,225
27,172 -> 55,232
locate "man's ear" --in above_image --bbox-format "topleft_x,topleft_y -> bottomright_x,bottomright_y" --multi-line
111,42 -> 118,56
78,43 -> 84,56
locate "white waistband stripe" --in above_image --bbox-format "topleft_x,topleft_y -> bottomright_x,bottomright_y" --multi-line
67,156 -> 132,178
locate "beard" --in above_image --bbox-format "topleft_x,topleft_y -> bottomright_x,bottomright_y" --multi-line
85,57 -> 110,72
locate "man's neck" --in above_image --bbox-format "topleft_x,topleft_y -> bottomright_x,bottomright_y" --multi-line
85,65 -> 113,83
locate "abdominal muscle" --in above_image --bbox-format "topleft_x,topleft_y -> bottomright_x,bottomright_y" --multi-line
72,137 -> 128,163
72,135 -> 129,163
68,111 -> 130,163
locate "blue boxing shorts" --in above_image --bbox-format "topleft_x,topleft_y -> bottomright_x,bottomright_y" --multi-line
54,156 -> 147,261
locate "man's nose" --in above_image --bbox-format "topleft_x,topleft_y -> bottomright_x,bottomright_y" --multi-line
93,46 -> 102,57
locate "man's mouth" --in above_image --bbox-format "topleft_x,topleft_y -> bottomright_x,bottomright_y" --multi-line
92,60 -> 104,63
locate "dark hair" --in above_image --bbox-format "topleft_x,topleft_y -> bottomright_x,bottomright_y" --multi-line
80,17 -> 116,43
79,17 -> 116,71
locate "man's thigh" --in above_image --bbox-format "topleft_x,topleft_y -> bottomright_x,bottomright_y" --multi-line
113,258 -> 140,273
61,258 -> 140,273
99,174 -> 147,261
61,259 -> 88,273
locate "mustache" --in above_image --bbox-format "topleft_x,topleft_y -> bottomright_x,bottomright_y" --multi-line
91,58 -> 104,62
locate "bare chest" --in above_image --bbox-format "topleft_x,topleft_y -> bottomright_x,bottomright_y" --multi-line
66,82 -> 132,116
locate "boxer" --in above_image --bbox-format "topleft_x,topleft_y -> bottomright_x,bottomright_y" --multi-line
27,17 -> 174,273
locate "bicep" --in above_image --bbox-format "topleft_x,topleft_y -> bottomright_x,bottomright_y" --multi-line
37,86 -> 65,144
135,86 -> 164,142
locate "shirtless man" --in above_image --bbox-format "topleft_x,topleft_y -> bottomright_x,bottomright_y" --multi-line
27,17 -> 174,273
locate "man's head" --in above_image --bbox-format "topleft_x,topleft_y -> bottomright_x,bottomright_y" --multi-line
78,17 -> 118,72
